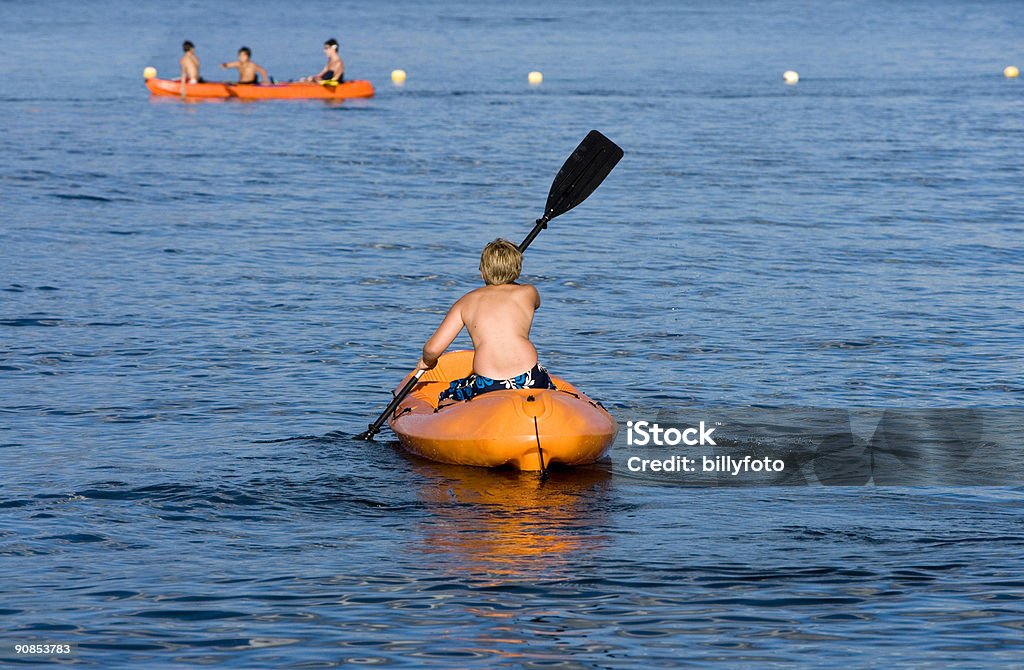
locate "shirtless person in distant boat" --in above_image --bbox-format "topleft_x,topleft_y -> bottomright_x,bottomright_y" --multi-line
302,38 -> 345,82
415,239 -> 556,402
180,41 -> 201,83
220,47 -> 270,84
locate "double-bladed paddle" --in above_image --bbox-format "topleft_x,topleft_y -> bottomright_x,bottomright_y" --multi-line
356,130 -> 624,441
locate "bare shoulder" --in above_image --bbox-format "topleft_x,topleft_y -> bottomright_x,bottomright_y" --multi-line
517,283 -> 540,307
455,287 -> 486,306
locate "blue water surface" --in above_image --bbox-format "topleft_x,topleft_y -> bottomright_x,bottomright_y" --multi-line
2,0 -> 1023,666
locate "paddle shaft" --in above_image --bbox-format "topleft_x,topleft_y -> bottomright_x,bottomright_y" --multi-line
358,370 -> 424,440
517,215 -> 550,253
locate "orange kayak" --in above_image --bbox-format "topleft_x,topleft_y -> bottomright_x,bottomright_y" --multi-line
145,77 -> 374,100
388,350 -> 616,471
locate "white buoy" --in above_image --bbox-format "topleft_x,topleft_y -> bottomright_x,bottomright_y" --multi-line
528,71 -> 543,85
783,70 -> 799,85
1004,66 -> 1020,79
391,69 -> 407,85
143,66 -> 157,80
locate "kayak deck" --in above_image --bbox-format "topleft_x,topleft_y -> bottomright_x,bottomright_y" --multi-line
388,351 -> 617,471
145,77 -> 374,100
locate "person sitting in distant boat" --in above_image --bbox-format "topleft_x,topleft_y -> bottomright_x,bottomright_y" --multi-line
180,40 -> 201,83
302,38 -> 345,83
416,239 -> 557,403
220,47 -> 271,84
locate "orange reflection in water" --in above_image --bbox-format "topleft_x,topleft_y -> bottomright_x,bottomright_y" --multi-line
402,458 -> 615,662
409,458 -> 612,581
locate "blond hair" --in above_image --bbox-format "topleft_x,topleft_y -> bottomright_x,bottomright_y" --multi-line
479,238 -> 522,285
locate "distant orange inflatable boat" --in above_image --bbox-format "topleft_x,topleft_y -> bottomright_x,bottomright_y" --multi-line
145,76 -> 374,100
388,350 -> 616,471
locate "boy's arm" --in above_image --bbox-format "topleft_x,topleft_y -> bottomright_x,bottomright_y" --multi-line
255,63 -> 269,80
417,301 -> 465,370
220,60 -> 240,69
529,284 -> 541,309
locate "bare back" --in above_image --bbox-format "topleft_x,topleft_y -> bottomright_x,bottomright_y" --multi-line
422,283 -> 541,379
461,284 -> 539,378
180,52 -> 199,82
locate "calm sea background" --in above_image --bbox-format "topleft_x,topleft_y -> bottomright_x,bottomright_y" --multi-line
2,0 -> 1023,666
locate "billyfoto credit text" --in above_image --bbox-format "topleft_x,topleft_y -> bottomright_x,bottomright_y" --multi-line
625,420 -> 786,475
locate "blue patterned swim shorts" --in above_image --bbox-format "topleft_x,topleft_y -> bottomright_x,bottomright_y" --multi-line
438,363 -> 556,403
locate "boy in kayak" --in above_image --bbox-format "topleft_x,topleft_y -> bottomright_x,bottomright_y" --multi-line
415,239 -> 556,402
220,47 -> 270,84
180,40 -> 201,83
302,38 -> 345,82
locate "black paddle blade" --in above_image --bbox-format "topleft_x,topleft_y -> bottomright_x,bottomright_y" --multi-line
545,130 -> 623,220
